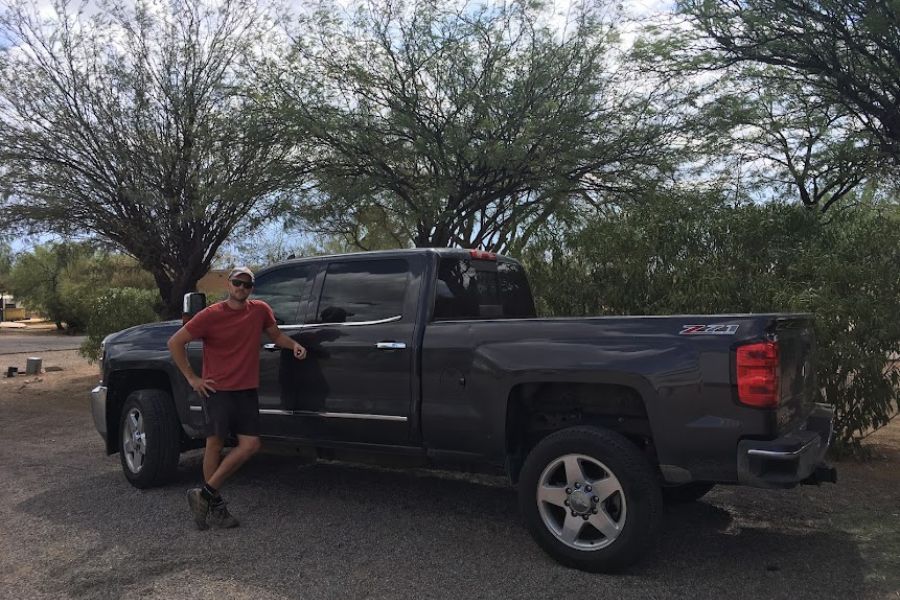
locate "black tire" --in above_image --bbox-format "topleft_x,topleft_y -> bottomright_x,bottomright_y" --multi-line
661,482 -> 715,505
518,426 -> 663,573
118,389 -> 181,489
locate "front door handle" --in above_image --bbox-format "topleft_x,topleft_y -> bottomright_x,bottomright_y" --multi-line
376,342 -> 406,350
263,343 -> 279,352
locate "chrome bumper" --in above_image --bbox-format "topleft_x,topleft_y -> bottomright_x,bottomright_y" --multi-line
737,403 -> 835,489
91,385 -> 108,441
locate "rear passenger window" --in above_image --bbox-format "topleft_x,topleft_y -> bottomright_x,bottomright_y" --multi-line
317,259 -> 408,323
252,265 -> 314,325
498,261 -> 536,318
433,258 -> 535,320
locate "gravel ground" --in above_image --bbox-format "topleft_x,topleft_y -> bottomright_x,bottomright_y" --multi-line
0,349 -> 93,371
0,351 -> 897,600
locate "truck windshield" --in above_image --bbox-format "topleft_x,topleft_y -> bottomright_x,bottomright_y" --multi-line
433,257 -> 536,320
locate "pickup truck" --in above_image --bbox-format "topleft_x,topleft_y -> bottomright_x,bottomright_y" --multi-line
90,248 -> 836,572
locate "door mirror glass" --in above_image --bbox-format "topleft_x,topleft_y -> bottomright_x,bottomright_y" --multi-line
182,292 -> 206,323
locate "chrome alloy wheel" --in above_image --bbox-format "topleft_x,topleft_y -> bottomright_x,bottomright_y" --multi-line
122,408 -> 146,473
536,453 -> 627,550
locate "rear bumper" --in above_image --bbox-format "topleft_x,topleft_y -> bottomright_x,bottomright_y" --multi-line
737,403 -> 835,488
91,385 -> 108,442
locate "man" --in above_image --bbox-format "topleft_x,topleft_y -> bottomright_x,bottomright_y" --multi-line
167,266 -> 307,530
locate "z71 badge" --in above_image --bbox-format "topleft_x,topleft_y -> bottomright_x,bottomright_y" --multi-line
679,324 -> 739,335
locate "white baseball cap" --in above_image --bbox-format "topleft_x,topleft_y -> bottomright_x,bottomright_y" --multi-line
228,266 -> 255,281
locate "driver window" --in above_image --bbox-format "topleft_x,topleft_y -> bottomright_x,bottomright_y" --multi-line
251,265 -> 313,325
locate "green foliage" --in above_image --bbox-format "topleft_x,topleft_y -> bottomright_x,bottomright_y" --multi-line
635,10 -> 884,210
61,253 -> 157,332
0,0 -> 294,318
0,240 -> 12,292
678,0 -> 900,167
7,242 -> 155,331
80,288 -> 160,361
523,193 -> 900,449
270,0 -> 678,252
6,242 -> 94,330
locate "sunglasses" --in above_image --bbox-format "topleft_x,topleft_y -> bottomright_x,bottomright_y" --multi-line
230,279 -> 254,289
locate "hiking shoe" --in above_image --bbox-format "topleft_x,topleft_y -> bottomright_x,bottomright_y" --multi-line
209,500 -> 240,529
187,488 -> 210,530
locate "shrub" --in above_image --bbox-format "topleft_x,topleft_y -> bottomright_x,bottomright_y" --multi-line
7,243 -> 156,332
7,243 -> 94,330
80,287 -> 160,361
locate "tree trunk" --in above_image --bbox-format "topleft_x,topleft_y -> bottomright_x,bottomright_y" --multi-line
147,269 -> 176,320
159,260 -> 212,319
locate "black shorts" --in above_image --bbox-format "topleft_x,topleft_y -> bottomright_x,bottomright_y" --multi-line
201,389 -> 261,439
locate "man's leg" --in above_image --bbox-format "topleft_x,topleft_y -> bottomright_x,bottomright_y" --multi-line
206,435 -> 262,489
204,435 -> 261,529
194,390 -> 262,529
189,437 -> 260,530
207,390 -> 262,491
187,393 -> 230,530
203,435 -> 225,483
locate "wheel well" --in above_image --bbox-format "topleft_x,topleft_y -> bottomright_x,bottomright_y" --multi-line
105,369 -> 175,455
505,382 -> 657,483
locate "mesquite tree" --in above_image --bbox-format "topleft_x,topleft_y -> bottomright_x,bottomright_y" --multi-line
0,0 -> 300,317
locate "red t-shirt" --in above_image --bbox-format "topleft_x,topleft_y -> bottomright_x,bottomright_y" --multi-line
184,300 -> 276,391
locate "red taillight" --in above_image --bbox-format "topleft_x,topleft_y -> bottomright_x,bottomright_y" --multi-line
736,341 -> 780,408
468,249 -> 497,260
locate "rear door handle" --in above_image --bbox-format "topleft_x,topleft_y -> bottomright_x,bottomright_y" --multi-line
376,342 -> 406,350
263,343 -> 279,352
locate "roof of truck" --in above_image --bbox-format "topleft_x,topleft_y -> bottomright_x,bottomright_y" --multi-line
264,247 -> 518,270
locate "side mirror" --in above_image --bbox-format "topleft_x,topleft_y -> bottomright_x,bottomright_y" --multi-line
182,292 -> 207,324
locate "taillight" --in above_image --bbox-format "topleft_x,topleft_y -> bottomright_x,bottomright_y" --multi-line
468,249 -> 497,260
736,340 -> 780,408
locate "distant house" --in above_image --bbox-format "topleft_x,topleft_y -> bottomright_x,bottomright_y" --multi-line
0,294 -> 29,321
196,270 -> 229,298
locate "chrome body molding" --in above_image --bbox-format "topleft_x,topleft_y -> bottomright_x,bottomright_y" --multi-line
278,315 -> 402,331
258,409 -> 407,422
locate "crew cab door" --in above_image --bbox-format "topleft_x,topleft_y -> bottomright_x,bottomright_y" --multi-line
292,256 -> 423,445
252,263 -> 319,438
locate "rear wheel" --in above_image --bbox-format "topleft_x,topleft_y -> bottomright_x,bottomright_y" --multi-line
118,389 -> 181,488
518,426 -> 662,572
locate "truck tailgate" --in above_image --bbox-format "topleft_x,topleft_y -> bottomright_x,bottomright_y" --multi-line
773,316 -> 817,433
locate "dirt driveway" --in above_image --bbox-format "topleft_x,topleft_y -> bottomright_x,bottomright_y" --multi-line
0,350 -> 898,599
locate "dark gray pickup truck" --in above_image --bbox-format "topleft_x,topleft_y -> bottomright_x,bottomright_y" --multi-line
90,248 -> 835,571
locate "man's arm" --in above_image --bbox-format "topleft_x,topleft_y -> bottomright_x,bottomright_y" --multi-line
265,324 -> 307,360
167,326 -> 216,397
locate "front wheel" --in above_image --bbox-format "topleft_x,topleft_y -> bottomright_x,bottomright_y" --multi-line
118,389 -> 181,488
518,426 -> 662,572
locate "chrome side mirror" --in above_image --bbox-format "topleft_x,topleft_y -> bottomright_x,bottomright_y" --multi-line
182,292 -> 207,323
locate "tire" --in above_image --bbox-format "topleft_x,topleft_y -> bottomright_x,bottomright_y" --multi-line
518,426 -> 663,573
661,482 -> 715,505
118,389 -> 181,489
